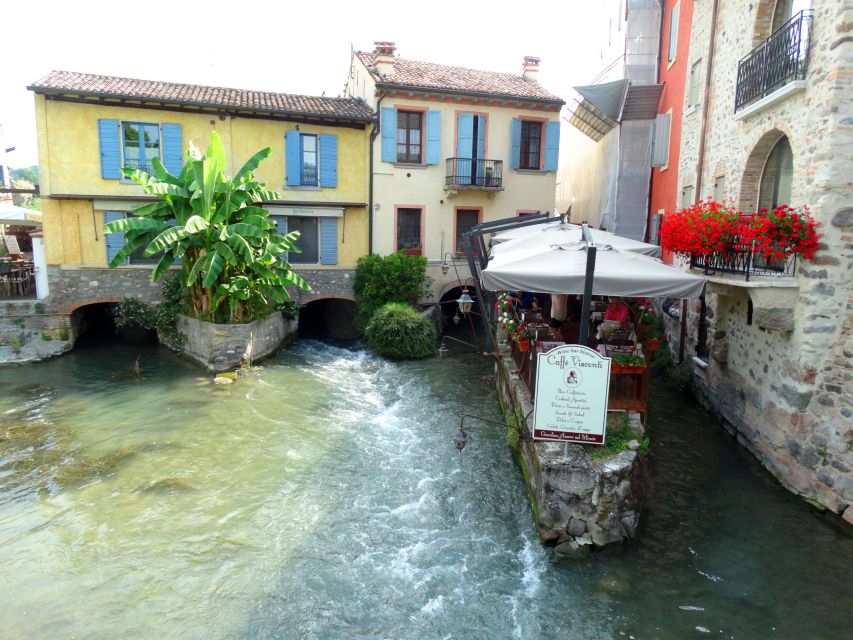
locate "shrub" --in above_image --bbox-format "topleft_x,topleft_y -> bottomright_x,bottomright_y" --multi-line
114,274 -> 187,351
353,254 -> 432,329
364,303 -> 436,359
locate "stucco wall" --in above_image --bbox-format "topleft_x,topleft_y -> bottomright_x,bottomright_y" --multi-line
676,0 -> 853,520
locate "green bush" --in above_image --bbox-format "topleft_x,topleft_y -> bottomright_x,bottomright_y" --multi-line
114,274 -> 187,351
364,303 -> 437,359
650,340 -> 693,394
353,254 -> 432,329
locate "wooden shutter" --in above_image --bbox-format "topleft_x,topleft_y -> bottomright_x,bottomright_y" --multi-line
425,111 -> 441,164
652,113 -> 671,167
285,131 -> 301,186
160,123 -> 183,175
104,211 -> 125,265
544,121 -> 560,171
319,134 -> 338,187
380,108 -> 397,162
668,5 -> 680,62
98,119 -> 121,179
510,118 -> 521,169
320,217 -> 338,265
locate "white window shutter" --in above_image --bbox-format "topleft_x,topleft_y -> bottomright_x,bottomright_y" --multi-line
652,113 -> 671,167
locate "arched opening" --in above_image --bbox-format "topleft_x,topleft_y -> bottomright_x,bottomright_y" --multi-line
738,129 -> 793,213
70,302 -> 157,347
758,136 -> 793,210
298,298 -> 359,341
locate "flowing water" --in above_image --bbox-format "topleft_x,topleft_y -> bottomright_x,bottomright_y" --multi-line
0,339 -> 850,639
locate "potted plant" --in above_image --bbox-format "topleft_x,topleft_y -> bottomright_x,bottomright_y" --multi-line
103,132 -> 310,370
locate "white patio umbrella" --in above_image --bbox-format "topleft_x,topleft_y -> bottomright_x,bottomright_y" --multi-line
491,221 -> 661,258
482,241 -> 705,298
0,203 -> 42,227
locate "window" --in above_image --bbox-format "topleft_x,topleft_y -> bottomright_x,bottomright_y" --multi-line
758,136 -> 793,210
104,211 -> 162,265
713,175 -> 726,202
652,112 -> 671,167
455,209 -> 480,254
300,135 -> 318,186
668,3 -> 680,63
396,208 -> 422,254
122,122 -> 160,173
688,60 -> 702,107
519,121 -> 542,170
396,111 -> 422,163
681,185 -> 694,209
288,217 -> 320,263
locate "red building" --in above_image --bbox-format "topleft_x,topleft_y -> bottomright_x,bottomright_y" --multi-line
649,0 -> 694,261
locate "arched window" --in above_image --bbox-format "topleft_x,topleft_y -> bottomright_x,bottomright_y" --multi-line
758,136 -> 793,210
772,0 -> 811,32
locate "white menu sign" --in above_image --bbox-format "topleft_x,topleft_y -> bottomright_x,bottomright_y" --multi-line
533,344 -> 611,444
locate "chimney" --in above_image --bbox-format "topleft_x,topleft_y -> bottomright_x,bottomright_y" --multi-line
373,41 -> 397,78
522,56 -> 540,83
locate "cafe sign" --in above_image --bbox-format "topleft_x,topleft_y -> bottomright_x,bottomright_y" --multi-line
533,344 -> 611,444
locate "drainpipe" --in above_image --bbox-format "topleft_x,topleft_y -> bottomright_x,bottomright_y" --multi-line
679,0 -> 719,363
368,96 -> 384,256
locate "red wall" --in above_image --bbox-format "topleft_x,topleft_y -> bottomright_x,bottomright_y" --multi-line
650,0 -> 693,260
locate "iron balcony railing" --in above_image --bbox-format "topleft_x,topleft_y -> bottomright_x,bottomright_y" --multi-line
735,10 -> 813,112
445,158 -> 503,190
301,166 -> 318,187
690,244 -> 798,281
122,160 -> 156,174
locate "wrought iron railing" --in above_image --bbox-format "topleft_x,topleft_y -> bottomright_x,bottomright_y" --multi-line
735,10 -> 813,112
445,158 -> 503,189
300,166 -> 318,186
122,160 -> 155,174
690,242 -> 798,281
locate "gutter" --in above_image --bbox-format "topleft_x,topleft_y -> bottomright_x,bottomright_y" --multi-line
368,96 -> 384,256
373,82 -> 565,108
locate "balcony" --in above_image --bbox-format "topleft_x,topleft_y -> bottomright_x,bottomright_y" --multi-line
689,244 -> 798,281
735,10 -> 813,114
445,158 -> 503,191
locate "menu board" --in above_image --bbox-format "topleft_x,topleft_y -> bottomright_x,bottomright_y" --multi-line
532,344 -> 611,444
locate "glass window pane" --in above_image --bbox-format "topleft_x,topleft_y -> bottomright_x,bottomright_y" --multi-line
758,137 -> 793,210
396,208 -> 421,252
302,135 -> 316,152
456,209 -> 479,253
288,217 -> 319,263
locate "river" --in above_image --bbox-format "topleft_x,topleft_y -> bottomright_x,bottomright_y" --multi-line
0,339 -> 850,639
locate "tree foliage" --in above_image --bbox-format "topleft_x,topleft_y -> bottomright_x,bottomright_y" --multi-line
352,253 -> 432,329
103,132 -> 309,323
364,303 -> 437,360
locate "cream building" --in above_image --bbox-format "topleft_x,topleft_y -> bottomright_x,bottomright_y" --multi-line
346,43 -> 565,300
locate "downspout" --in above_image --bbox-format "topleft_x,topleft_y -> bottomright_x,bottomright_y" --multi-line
679,0 -> 719,364
368,96 -> 384,256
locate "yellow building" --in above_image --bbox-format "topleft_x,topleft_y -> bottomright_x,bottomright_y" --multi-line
28,71 -> 373,313
345,43 -> 565,300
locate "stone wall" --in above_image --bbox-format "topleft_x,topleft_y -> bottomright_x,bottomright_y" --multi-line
287,268 -> 356,304
672,0 -> 853,522
495,350 -> 646,556
0,300 -> 73,364
174,312 -> 298,371
45,266 -> 165,313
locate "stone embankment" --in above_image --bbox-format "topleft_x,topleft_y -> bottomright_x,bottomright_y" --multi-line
0,301 -> 73,364
496,348 -> 647,557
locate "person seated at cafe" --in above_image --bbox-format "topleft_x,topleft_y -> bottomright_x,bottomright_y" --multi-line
549,294 -> 568,328
509,290 -> 535,309
603,297 -> 631,328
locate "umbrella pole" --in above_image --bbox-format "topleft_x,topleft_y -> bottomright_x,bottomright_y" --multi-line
578,225 -> 597,346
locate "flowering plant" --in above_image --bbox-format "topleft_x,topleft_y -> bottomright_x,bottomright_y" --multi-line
660,200 -> 820,261
660,200 -> 742,257
495,292 -> 530,342
740,205 -> 819,261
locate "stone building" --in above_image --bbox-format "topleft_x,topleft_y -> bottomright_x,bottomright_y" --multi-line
669,0 -> 852,522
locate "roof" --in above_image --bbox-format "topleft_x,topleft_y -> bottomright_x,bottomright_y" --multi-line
355,52 -> 564,105
28,71 -> 373,122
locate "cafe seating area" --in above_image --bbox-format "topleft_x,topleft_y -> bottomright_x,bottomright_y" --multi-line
0,256 -> 36,300
506,298 -> 652,421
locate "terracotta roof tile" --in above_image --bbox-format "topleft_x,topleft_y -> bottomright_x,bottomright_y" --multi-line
28,71 -> 373,122
355,52 -> 564,104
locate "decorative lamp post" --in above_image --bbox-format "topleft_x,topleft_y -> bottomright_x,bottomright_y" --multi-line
453,426 -> 468,452
438,341 -> 449,358
441,251 -> 454,276
456,289 -> 474,315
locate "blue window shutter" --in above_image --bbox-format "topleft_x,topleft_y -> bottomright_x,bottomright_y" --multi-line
476,115 -> 486,159
380,108 -> 397,162
285,131 -> 302,186
425,111 -> 441,164
161,123 -> 183,175
510,118 -> 521,169
319,134 -> 338,187
320,217 -> 338,265
98,119 -> 121,179
104,211 -> 125,264
544,121 -> 561,171
456,114 -> 474,158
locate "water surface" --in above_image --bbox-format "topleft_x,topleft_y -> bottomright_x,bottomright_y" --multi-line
0,340 -> 850,639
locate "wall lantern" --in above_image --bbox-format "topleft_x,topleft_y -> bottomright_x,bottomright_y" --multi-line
438,341 -> 449,358
456,289 -> 475,315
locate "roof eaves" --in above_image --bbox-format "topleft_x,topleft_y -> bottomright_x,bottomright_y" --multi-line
373,81 -> 565,106
27,85 -> 374,123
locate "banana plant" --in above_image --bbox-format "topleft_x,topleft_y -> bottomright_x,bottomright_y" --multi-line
104,132 -> 310,323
